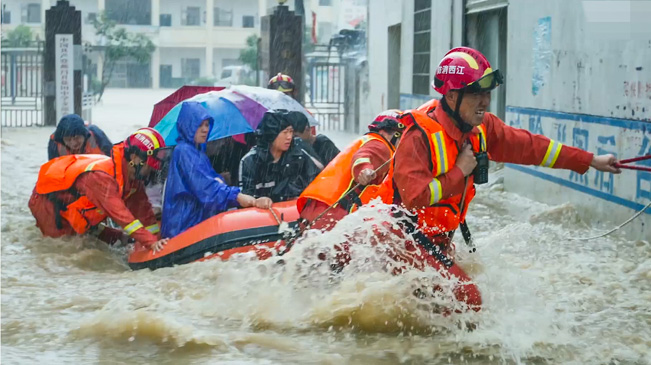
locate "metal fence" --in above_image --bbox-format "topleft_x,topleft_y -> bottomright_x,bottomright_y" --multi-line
305,45 -> 349,132
1,44 -> 44,127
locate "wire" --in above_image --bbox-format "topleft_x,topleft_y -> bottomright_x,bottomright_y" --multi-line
565,201 -> 651,241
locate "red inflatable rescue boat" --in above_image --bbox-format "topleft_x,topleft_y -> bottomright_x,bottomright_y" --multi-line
128,201 -> 300,270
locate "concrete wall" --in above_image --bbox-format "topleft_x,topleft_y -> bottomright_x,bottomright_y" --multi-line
502,0 -> 651,239
364,0 -> 651,239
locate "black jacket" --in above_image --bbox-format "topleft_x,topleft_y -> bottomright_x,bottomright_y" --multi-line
239,140 -> 320,202
313,134 -> 340,166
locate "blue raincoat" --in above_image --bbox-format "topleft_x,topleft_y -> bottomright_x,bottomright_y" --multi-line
161,102 -> 241,238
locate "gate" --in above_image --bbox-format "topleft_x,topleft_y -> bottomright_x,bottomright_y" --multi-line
306,45 -> 349,132
1,43 -> 44,127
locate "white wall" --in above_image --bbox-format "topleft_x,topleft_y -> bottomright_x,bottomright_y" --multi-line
502,0 -> 651,239
160,0 -> 204,27
159,47 -> 204,78
212,47 -> 242,77
214,0 -> 259,28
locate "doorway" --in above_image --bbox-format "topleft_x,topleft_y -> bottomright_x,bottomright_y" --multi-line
465,7 -> 507,120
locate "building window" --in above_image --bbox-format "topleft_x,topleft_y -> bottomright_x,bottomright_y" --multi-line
106,0 -> 151,25
183,7 -> 201,26
26,3 -> 41,23
412,0 -> 431,95
181,58 -> 200,80
242,15 -> 254,28
1,11 -> 11,24
214,7 -> 232,27
319,0 -> 333,6
160,14 -> 171,26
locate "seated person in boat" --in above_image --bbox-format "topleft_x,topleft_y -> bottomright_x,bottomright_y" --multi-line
239,109 -> 321,203
289,111 -> 340,168
206,133 -> 254,186
48,114 -> 113,160
161,102 -> 269,238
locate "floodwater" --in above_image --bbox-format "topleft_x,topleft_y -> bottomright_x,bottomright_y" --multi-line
2,89 -> 649,364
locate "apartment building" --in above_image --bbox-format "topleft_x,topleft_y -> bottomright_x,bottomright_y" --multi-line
1,0 -> 354,88
2,0 -> 265,88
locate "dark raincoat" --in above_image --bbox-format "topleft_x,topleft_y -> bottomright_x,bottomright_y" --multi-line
161,102 -> 241,238
48,114 -> 113,160
239,110 -> 320,202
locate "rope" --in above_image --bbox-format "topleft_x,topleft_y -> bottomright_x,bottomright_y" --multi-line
565,201 -> 651,241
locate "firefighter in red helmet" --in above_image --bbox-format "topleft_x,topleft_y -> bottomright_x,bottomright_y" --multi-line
29,128 -> 172,252
377,47 -> 621,312
268,73 -> 297,100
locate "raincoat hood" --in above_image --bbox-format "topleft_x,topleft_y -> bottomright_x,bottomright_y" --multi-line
255,109 -> 294,149
54,114 -> 89,143
176,101 -> 214,146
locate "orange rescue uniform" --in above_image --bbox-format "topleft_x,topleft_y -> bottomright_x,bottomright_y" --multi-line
28,144 -> 160,247
299,133 -> 394,231
374,101 -> 593,312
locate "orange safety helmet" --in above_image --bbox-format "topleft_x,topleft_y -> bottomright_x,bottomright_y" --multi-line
268,73 -> 295,93
123,127 -> 170,170
432,47 -> 503,95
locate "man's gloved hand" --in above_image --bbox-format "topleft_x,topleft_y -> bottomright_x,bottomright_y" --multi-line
357,168 -> 376,186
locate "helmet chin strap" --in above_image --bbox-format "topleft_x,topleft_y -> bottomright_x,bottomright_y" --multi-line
441,90 -> 473,133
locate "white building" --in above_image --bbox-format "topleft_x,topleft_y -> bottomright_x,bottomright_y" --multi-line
1,0 -> 355,88
364,0 -> 651,240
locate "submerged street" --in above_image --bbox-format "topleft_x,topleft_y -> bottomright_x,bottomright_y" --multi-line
2,89 -> 649,364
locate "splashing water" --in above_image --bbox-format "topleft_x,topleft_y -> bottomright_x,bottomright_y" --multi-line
2,90 -> 649,364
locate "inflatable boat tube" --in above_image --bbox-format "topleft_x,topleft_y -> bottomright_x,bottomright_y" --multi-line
128,201 -> 300,270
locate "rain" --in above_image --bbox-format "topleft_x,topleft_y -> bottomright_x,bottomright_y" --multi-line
1,0 -> 650,364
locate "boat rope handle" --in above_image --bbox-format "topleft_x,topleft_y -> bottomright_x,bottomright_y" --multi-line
565,201 -> 651,241
269,207 -> 282,225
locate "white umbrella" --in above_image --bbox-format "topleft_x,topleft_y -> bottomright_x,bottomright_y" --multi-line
229,85 -> 320,126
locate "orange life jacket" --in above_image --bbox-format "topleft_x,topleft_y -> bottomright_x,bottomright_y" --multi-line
297,133 -> 395,214
417,98 -> 439,115
50,130 -> 104,157
377,110 -> 487,236
35,145 -> 126,234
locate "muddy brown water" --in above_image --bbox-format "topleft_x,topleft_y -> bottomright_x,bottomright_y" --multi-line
2,90 -> 649,364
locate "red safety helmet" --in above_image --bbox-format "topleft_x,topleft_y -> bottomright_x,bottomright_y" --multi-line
432,47 -> 503,95
124,127 -> 170,170
368,109 -> 406,133
268,73 -> 295,93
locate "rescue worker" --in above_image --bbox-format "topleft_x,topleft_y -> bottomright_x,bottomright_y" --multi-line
298,110 -> 409,231
268,73 -> 297,100
290,111 -> 340,167
161,102 -> 267,239
239,109 -> 320,204
378,47 -> 621,312
48,114 -> 113,160
29,127 -> 172,252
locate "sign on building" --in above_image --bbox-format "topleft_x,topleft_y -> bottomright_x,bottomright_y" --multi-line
55,34 -> 74,124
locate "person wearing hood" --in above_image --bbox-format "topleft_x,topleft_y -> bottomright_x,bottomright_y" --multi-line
289,111 -> 340,168
161,102 -> 267,239
239,109 -> 321,203
48,114 -> 113,160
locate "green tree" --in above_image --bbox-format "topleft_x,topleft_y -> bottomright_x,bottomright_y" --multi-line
92,11 -> 155,101
239,35 -> 259,71
3,25 -> 33,47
